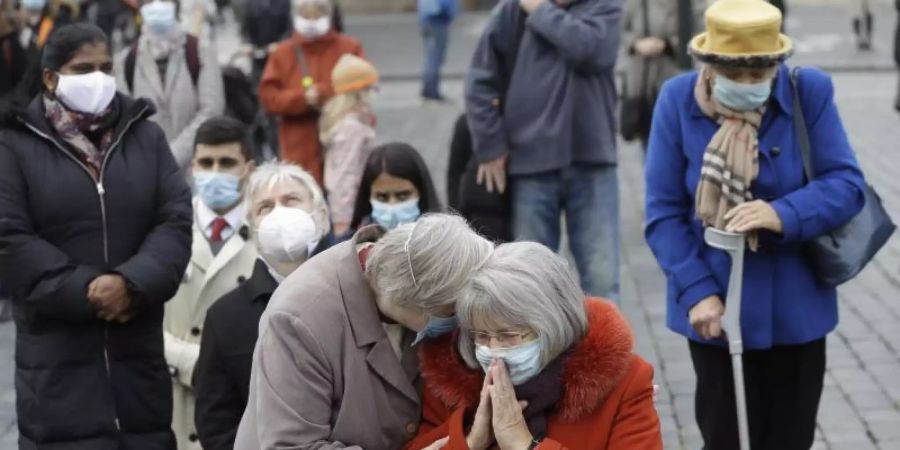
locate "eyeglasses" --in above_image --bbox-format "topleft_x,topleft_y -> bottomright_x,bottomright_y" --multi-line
469,330 -> 533,347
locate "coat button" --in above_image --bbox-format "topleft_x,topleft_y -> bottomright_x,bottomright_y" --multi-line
771,147 -> 782,157
406,423 -> 417,434
238,276 -> 247,283
189,433 -> 198,442
190,327 -> 201,337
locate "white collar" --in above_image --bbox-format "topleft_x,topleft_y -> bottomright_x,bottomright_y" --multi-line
196,197 -> 247,235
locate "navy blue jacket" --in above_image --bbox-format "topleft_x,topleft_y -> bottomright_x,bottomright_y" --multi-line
0,95 -> 192,449
645,65 -> 866,349
465,0 -> 622,176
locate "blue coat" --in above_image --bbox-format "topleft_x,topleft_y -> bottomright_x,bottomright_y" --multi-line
644,64 -> 866,350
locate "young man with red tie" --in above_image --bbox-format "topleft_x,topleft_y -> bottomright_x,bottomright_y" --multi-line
164,116 -> 259,450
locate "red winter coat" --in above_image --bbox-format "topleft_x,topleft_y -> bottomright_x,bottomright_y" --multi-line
407,299 -> 663,450
259,31 -> 365,183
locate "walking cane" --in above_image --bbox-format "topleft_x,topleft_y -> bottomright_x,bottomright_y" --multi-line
704,228 -> 750,450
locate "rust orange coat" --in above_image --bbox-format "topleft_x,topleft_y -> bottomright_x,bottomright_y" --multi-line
259,31 -> 365,183
406,299 -> 663,450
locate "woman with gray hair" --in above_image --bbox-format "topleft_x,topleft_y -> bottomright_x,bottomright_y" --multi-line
234,213 -> 494,449
194,161 -> 332,450
408,242 -> 662,450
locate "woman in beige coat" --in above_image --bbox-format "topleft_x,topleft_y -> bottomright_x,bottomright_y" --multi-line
620,0 -> 702,145
115,0 -> 224,169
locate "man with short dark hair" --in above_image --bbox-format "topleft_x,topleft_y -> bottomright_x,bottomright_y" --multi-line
164,115 -> 258,450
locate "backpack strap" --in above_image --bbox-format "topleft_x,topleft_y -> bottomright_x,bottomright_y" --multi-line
125,41 -> 138,93
499,9 -> 527,112
184,34 -> 200,87
127,35 -> 201,92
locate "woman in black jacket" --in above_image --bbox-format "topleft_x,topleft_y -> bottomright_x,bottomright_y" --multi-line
0,23 -> 192,449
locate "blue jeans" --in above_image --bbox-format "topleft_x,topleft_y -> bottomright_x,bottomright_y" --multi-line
421,22 -> 449,99
512,165 -> 621,302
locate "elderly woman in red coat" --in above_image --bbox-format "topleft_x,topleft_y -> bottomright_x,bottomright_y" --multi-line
407,242 -> 662,450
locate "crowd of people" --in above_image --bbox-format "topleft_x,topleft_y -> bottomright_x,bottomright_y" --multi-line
0,0 -> 886,449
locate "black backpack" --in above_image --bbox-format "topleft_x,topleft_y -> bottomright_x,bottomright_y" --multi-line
124,34 -> 201,93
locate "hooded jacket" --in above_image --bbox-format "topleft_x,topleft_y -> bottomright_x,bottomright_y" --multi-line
0,94 -> 192,449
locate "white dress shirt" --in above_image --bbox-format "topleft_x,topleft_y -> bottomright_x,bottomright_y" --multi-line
196,198 -> 247,242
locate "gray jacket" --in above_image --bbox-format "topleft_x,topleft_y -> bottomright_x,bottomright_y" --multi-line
234,227 -> 422,450
115,33 -> 224,168
620,0 -> 702,103
465,0 -> 623,176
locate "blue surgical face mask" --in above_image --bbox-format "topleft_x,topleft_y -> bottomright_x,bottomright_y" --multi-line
370,198 -> 421,230
411,315 -> 458,346
21,0 -> 46,12
475,339 -> 543,386
194,171 -> 241,210
141,1 -> 178,36
713,74 -> 773,112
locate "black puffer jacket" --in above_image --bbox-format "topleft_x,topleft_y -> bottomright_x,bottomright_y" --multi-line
0,94 -> 192,449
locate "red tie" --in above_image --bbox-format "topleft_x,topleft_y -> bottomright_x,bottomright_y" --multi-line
210,217 -> 228,242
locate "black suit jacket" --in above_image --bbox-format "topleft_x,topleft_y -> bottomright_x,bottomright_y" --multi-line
194,259 -> 276,450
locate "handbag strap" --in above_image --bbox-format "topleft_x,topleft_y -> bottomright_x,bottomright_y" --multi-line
789,66 -> 815,181
293,45 -> 313,87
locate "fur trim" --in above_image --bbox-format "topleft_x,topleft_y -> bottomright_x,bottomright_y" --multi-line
418,298 -> 635,422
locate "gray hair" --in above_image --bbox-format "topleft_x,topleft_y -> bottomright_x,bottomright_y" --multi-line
244,161 -> 329,232
365,213 -> 494,314
293,0 -> 333,14
456,242 -> 588,370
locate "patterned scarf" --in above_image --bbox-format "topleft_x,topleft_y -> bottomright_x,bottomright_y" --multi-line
140,28 -> 185,61
693,69 -> 762,251
43,94 -> 118,181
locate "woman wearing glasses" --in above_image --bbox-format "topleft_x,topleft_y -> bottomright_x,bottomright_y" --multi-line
407,242 -> 662,450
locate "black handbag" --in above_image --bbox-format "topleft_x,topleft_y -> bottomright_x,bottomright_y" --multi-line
790,67 -> 896,287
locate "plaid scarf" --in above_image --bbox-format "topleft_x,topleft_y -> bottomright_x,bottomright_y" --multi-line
43,94 -> 117,181
693,69 -> 762,251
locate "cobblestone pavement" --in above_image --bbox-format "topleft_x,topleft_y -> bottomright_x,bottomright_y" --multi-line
3,7 -> 900,449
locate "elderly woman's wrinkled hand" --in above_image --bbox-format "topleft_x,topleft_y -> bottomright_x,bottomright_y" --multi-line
489,360 -> 534,450
724,200 -> 784,234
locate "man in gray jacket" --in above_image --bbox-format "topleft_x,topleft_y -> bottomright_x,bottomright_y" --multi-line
466,0 -> 623,300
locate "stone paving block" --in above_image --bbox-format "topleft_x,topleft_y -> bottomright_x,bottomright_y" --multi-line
849,391 -> 897,412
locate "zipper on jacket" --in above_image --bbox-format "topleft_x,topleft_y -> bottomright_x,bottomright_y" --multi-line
19,106 -> 148,434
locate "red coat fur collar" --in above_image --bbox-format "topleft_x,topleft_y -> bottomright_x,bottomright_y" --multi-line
418,298 -> 635,422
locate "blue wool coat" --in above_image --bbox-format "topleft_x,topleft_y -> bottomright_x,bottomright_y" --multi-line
644,64 -> 866,350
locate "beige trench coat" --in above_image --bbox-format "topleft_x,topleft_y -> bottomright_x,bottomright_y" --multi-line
234,227 -> 422,450
164,199 -> 258,450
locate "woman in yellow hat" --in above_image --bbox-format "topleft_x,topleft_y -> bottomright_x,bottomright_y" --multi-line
644,0 -> 867,448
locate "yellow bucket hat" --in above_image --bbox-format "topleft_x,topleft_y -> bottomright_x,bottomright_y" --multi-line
689,0 -> 793,67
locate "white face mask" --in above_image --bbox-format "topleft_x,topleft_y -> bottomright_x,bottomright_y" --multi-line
256,206 -> 319,263
55,71 -> 117,115
294,16 -> 331,39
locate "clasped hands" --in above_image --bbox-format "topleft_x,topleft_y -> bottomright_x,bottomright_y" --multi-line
88,274 -> 133,323
425,359 -> 534,450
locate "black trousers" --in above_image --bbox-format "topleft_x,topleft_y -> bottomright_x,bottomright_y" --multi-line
689,339 -> 826,450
